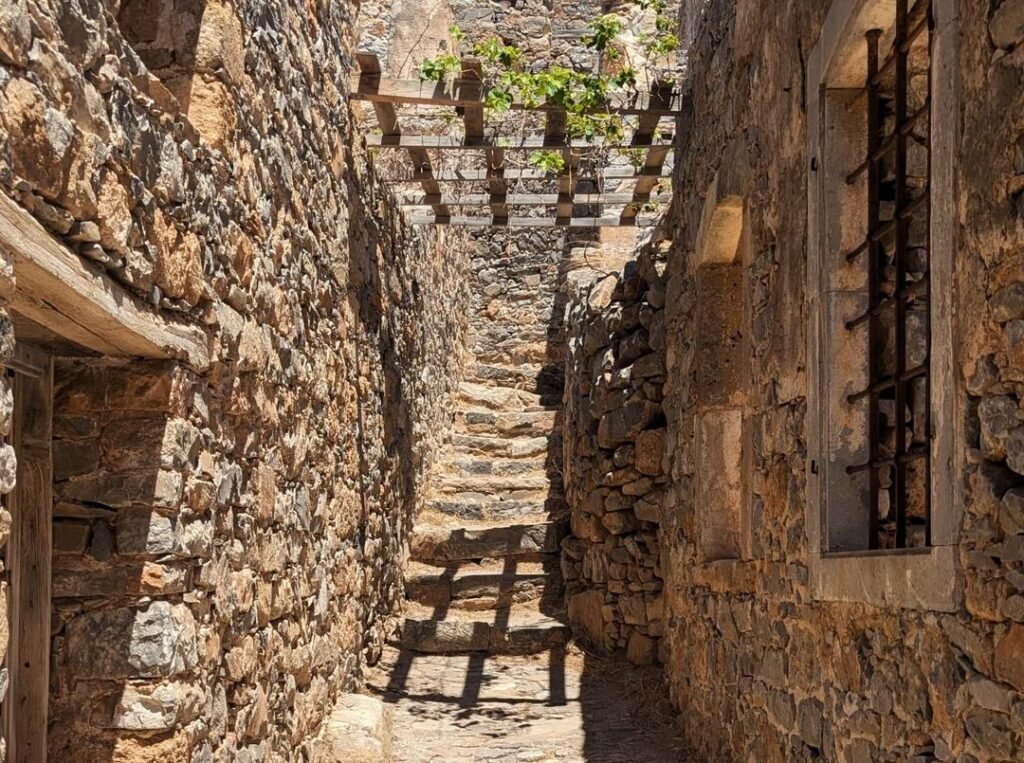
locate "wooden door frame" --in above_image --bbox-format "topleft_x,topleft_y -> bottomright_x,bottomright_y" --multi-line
4,343 -> 53,763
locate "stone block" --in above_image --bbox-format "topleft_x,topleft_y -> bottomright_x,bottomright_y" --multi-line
116,510 -> 177,555
66,601 -> 198,679
59,470 -> 184,510
634,428 -> 665,476
401,619 -> 489,653
597,401 -> 660,448
626,631 -> 655,665
995,624 -> 1024,692
104,681 -> 204,731
319,693 -> 393,763
601,511 -> 638,535
568,590 -> 606,647
979,396 -> 1020,461
53,438 -> 100,481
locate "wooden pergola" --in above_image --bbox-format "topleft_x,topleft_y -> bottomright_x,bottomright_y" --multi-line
349,52 -> 684,227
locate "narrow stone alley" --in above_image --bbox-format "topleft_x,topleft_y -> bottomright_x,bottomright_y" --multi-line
0,0 -> 1021,759
366,233 -> 684,760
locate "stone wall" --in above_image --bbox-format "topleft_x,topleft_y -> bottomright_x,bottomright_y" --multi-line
0,0 -> 468,759
562,242 -> 669,666
655,0 -> 1024,760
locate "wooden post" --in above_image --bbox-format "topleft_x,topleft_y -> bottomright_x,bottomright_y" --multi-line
6,343 -> 53,763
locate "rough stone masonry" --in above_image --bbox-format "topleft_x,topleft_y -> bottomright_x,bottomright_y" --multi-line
0,0 -> 468,759
0,0 -> 1023,762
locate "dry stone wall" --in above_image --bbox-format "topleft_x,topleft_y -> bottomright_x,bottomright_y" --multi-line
655,0 -> 1024,760
0,0 -> 468,759
562,243 -> 669,666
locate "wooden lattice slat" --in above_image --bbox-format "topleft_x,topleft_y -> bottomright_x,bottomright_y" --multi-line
351,52 -> 683,227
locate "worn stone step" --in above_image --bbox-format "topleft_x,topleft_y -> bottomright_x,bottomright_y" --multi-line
450,433 -> 562,459
445,456 -> 558,479
427,493 -> 567,523
400,601 -> 569,654
405,560 -> 562,610
465,363 -> 564,393
454,409 -> 561,437
458,382 -> 560,412
435,472 -> 562,495
410,521 -> 564,563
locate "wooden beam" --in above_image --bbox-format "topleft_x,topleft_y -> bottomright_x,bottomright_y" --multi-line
349,74 -> 683,116
366,134 -> 672,150
7,343 -> 53,763
401,192 -> 672,206
544,110 -> 576,223
461,59 -> 507,221
356,53 -> 449,221
621,106 -> 673,224
406,215 -> 658,227
395,166 -> 672,183
0,194 -> 209,369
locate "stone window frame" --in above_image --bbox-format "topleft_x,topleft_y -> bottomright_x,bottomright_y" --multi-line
805,0 -> 961,611
692,154 -> 753,564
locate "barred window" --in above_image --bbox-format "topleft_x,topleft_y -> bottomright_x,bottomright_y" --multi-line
806,0 -> 959,609
842,0 -> 934,550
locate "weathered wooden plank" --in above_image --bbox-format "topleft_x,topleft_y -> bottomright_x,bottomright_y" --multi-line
396,166 -> 672,183
366,134 -> 672,150
543,111 -> 576,222
8,343 -> 53,763
616,103 -> 674,223
349,74 -> 683,115
0,194 -> 209,369
401,192 -> 672,206
357,53 -> 448,220
406,215 -> 658,227
461,59 -> 506,220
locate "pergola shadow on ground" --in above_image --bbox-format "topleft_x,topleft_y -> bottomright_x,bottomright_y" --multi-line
367,642 -> 688,762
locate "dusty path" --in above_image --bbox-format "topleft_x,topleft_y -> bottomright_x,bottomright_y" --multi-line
366,644 -> 689,763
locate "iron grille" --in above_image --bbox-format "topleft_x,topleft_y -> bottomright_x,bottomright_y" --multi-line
844,0 -> 933,550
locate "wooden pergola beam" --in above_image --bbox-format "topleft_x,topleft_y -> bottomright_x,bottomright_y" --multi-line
461,58 -> 508,222
395,166 -> 672,183
406,215 -> 659,227
365,134 -> 672,150
356,53 -> 450,222
401,192 -> 672,207
620,108 -> 672,224
350,74 -> 683,116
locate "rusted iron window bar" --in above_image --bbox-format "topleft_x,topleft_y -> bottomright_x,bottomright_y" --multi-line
843,0 -> 934,550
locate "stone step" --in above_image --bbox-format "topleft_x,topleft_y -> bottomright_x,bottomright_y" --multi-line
458,382 -> 560,412
400,601 -> 569,654
405,560 -> 562,610
450,433 -> 562,459
427,494 -> 567,523
410,521 -> 564,563
454,409 -> 561,437
435,472 -> 561,495
444,455 -> 557,479
464,363 -> 564,393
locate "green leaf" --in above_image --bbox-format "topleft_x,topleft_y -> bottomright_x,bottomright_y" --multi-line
418,53 -> 461,82
527,150 -> 566,175
582,13 -> 624,51
485,87 -> 514,113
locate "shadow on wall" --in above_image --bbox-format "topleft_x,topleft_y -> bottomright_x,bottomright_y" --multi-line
344,145 -> 424,667
46,358 -> 203,760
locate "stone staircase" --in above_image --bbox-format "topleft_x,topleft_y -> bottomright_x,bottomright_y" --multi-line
399,361 -> 568,654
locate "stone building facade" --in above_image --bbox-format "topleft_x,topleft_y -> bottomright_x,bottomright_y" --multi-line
564,0 -> 1024,759
558,0 -> 1024,760
0,0 -> 468,759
